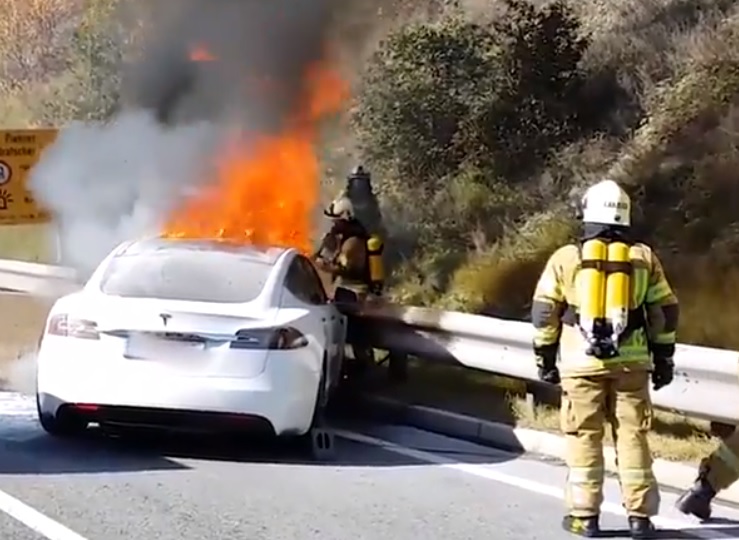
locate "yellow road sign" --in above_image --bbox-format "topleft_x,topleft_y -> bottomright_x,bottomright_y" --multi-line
0,129 -> 58,225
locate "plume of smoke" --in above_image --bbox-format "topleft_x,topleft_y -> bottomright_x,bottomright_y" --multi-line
28,111 -> 219,278
28,0 -> 382,279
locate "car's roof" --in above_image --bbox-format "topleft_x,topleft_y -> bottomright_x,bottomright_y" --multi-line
116,237 -> 291,266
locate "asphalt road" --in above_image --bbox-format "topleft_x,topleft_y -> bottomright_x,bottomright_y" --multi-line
1,391 -> 739,540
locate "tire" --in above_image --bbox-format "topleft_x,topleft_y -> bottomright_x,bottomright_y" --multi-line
36,394 -> 87,438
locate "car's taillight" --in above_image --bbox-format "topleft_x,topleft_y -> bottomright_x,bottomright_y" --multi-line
230,327 -> 308,350
46,314 -> 100,340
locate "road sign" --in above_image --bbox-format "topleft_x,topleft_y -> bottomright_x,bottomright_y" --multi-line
0,129 -> 58,225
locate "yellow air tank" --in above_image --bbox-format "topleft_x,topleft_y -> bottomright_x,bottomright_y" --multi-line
605,241 -> 631,342
367,234 -> 385,293
577,239 -> 608,340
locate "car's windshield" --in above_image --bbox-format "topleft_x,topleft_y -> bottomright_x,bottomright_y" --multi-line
99,247 -> 274,303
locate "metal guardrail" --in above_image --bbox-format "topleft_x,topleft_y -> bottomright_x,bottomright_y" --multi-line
1,260 -> 738,424
0,259 -> 80,298
355,304 -> 739,424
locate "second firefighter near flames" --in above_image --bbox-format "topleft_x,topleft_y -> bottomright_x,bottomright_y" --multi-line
531,179 -> 678,539
312,165 -> 407,383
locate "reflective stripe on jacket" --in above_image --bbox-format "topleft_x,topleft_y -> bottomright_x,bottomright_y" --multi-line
531,242 -> 679,377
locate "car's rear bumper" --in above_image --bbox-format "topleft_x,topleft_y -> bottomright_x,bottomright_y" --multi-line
37,350 -> 321,436
37,393 -> 278,435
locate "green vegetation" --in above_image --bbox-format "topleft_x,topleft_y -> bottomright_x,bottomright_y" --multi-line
352,0 -> 739,350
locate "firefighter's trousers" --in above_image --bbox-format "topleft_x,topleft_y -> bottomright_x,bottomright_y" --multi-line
560,370 -> 660,518
701,432 -> 739,492
333,286 -> 374,371
699,366 -> 739,492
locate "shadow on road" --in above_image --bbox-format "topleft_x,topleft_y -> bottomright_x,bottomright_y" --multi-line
0,428 -> 191,475
0,409 -> 518,475
0,382 -> 521,476
75,411 -> 517,466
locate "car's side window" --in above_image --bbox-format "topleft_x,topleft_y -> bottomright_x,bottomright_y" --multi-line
297,256 -> 328,304
285,257 -> 326,305
284,260 -> 307,303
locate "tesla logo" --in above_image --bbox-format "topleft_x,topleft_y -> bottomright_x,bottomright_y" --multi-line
159,313 -> 171,326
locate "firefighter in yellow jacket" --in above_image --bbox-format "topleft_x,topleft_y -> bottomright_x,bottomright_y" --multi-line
676,404 -> 739,516
531,179 -> 678,539
314,194 -> 384,379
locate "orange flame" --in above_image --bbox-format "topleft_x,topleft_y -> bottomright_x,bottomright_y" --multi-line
162,61 -> 349,254
189,44 -> 216,62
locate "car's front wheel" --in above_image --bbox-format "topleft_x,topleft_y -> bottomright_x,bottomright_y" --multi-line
36,395 -> 88,438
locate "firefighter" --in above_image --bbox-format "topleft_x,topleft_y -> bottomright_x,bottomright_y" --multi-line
676,412 -> 739,516
313,194 -> 377,379
531,179 -> 678,538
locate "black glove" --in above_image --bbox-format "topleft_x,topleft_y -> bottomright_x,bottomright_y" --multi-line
652,356 -> 674,391
536,355 -> 560,385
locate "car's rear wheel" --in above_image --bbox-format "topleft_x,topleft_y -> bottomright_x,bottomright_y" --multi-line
36,395 -> 88,438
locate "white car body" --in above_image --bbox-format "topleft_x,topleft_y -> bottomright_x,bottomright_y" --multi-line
36,237 -> 348,438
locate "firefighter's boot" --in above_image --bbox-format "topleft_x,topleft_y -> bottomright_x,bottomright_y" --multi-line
561,515 -> 599,537
676,467 -> 716,521
627,516 -> 656,539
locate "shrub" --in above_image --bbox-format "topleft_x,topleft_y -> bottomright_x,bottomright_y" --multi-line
352,0 -> 591,186
352,17 -> 500,183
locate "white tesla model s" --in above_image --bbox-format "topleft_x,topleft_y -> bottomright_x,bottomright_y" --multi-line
35,237 -> 347,450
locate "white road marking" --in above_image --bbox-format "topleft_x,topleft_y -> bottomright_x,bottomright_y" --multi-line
337,429 -> 739,539
0,489 -> 89,540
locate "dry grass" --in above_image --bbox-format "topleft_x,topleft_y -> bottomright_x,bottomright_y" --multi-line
377,361 -> 717,464
0,0 -> 82,91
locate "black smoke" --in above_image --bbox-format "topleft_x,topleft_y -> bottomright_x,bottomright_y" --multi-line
124,0 -> 350,130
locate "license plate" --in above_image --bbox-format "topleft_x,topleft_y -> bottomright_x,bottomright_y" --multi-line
125,334 -> 204,360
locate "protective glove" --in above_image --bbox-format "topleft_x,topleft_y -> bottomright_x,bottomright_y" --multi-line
536,355 -> 560,385
652,356 -> 674,391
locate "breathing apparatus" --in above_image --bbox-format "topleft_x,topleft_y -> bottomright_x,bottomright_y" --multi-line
575,180 -> 634,359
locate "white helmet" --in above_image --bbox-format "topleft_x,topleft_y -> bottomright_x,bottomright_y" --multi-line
324,195 -> 354,219
580,179 -> 631,227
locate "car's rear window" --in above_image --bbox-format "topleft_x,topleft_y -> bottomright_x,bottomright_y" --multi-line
99,248 -> 273,303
